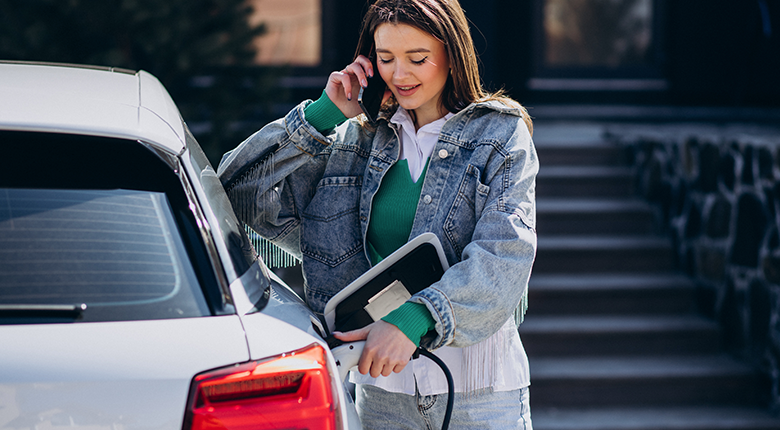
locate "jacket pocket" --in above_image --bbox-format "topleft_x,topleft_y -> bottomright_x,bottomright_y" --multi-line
301,175 -> 364,267
444,164 -> 490,260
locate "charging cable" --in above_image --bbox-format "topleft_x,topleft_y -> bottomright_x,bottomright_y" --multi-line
330,340 -> 453,430
414,347 -> 453,430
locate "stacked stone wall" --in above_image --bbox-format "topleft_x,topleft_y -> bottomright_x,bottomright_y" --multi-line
606,123 -> 780,411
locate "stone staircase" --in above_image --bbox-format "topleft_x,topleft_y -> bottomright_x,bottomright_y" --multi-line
523,123 -> 780,430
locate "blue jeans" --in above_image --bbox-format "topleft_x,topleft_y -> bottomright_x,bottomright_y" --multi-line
355,384 -> 532,430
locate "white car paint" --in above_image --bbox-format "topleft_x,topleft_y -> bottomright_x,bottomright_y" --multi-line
0,63 -> 184,154
0,317 -> 249,430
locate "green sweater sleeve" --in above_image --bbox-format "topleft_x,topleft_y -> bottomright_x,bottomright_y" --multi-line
382,302 -> 436,347
303,90 -> 348,134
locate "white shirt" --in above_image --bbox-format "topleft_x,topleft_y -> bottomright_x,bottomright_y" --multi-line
390,108 -> 453,182
350,108 -> 531,395
350,317 -> 530,395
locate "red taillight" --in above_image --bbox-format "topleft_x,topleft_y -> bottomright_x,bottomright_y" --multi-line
184,343 -> 342,430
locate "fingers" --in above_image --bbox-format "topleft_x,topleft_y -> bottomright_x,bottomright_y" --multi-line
360,341 -> 411,377
358,345 -> 399,377
323,56 -> 377,119
326,69 -> 357,103
352,321 -> 418,378
332,326 -> 369,342
343,65 -> 366,90
345,55 -> 374,87
355,55 -> 374,76
327,55 -> 373,101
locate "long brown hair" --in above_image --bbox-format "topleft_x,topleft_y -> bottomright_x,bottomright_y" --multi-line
354,0 -> 532,134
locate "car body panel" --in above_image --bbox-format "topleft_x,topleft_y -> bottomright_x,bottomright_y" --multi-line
0,63 -> 184,154
0,317 -> 249,430
138,70 -> 186,150
230,267 -> 364,429
239,301 -> 360,430
261,278 -> 326,338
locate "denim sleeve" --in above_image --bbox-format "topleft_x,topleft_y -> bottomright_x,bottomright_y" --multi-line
216,101 -> 336,258
413,117 -> 538,351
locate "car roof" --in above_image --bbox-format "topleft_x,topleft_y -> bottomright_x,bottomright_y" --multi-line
0,61 -> 185,154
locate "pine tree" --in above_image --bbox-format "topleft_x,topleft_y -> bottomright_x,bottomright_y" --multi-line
0,0 -> 282,163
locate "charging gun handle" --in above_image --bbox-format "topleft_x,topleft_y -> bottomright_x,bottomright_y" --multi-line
330,340 -> 366,382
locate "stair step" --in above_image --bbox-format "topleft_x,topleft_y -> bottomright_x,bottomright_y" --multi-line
529,355 -> 765,407
527,274 -> 697,315
536,143 -> 629,167
519,315 -> 721,356
532,123 -> 606,146
528,126 -> 776,421
534,237 -> 674,273
532,406 -> 780,430
537,166 -> 634,198
537,198 -> 657,236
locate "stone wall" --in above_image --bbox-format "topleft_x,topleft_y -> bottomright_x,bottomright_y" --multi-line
606,123 -> 780,411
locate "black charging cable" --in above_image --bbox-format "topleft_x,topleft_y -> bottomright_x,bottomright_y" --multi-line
414,348 -> 453,430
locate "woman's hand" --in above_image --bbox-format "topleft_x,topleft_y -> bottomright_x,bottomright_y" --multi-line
333,320 -> 418,378
325,55 -> 376,119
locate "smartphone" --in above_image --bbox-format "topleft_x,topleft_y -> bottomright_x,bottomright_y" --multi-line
358,66 -> 386,125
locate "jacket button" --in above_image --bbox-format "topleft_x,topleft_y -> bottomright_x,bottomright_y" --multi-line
423,195 -> 432,204
438,149 -> 449,159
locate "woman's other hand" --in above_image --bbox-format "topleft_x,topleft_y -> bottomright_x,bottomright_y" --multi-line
333,320 -> 418,378
325,55 -> 375,119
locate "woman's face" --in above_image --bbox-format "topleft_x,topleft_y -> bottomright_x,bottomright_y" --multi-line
374,23 -> 450,128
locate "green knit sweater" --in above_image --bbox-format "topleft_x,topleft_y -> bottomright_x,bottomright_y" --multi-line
366,159 -> 427,264
304,93 -> 436,346
366,160 -> 435,346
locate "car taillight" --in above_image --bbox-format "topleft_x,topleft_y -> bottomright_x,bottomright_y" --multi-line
184,343 -> 343,430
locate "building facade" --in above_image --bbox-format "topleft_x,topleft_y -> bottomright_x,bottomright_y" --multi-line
266,0 -> 780,108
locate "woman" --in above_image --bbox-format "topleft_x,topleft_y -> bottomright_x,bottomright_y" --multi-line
218,1 -> 537,428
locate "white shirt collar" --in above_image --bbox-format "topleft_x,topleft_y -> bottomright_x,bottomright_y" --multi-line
389,108 -> 454,182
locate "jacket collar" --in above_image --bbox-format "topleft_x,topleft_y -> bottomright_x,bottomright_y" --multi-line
378,98 -> 525,123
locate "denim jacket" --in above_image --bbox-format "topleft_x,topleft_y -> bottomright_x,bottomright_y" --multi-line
217,99 -> 538,351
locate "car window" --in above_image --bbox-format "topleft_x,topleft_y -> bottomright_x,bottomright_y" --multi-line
0,130 -> 228,320
184,125 -> 257,276
0,188 -> 210,323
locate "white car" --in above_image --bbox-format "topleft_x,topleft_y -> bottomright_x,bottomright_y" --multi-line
0,61 -> 362,430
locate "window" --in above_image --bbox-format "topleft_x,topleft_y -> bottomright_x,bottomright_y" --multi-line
0,188 -> 210,323
184,126 -> 258,276
544,0 -> 654,68
0,130 -> 226,320
248,0 -> 322,66
531,0 -> 666,91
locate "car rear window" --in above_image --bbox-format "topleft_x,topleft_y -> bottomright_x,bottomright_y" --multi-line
0,187 -> 211,324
